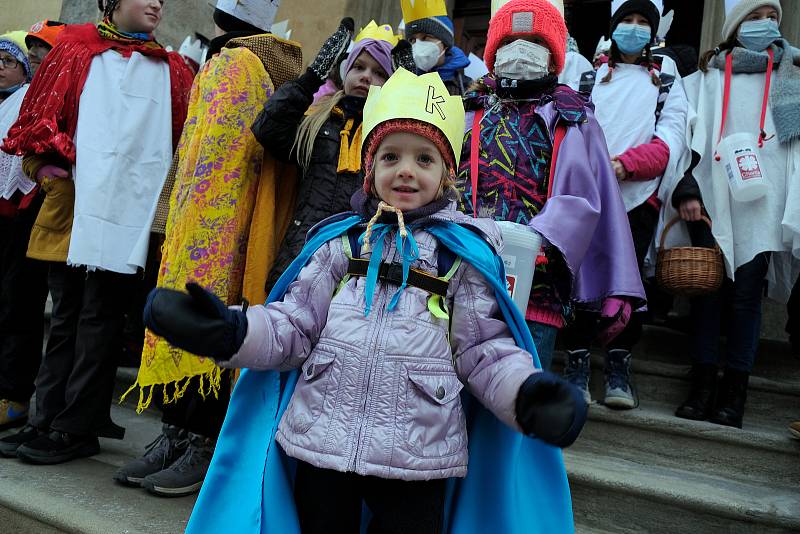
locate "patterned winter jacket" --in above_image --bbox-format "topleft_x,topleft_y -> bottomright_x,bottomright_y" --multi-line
220,201 -> 538,481
456,76 -> 584,328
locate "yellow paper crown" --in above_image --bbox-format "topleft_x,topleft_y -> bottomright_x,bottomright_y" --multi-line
401,0 -> 448,23
491,0 -> 564,16
355,20 -> 400,46
362,68 -> 466,166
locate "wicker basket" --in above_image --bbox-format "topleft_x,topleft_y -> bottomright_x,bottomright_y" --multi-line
656,216 -> 724,296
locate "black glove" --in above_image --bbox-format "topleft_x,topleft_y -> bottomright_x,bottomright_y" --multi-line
392,39 -> 415,73
309,17 -> 355,80
515,371 -> 588,448
143,282 -> 248,361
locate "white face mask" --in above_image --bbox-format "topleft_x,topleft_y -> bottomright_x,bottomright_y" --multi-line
494,39 -> 551,80
412,40 -> 444,72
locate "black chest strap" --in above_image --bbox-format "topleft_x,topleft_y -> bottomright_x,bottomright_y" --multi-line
346,258 -> 450,298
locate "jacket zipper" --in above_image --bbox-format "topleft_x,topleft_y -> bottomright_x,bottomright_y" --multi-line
348,235 -> 398,472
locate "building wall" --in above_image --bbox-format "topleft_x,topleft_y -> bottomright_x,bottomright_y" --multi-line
0,0 -> 63,34
59,0 -> 216,50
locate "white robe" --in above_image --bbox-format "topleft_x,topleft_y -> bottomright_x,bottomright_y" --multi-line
0,84 -> 35,200
658,67 -> 800,301
558,51 -> 593,91
592,56 -> 689,212
69,50 -> 173,274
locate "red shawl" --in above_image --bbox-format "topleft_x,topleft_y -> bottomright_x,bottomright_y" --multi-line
2,23 -> 194,163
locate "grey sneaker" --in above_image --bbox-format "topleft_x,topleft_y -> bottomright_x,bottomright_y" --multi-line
564,349 -> 592,404
114,424 -> 188,487
604,349 -> 636,409
142,432 -> 215,497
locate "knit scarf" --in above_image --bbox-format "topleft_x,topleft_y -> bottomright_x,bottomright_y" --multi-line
710,40 -> 800,144
96,18 -> 161,51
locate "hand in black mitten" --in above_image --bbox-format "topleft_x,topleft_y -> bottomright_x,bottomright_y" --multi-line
309,17 -> 355,80
515,371 -> 588,448
391,39 -> 415,73
143,282 -> 248,361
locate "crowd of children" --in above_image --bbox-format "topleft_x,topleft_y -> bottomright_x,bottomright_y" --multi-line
0,0 -> 798,531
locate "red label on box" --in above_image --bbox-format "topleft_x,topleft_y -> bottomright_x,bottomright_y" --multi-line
506,275 -> 516,297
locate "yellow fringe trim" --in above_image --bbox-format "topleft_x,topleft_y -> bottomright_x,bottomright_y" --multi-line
119,366 -> 226,414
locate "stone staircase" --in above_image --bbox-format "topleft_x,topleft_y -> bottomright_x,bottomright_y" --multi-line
564,325 -> 800,534
1,326 -> 798,533
0,371 -> 195,534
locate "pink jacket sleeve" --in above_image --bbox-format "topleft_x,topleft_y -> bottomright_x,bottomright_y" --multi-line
617,136 -> 670,182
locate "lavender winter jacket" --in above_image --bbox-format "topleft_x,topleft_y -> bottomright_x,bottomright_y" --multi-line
221,203 -> 537,481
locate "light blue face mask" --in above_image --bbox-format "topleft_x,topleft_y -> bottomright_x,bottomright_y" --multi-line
738,19 -> 782,51
612,23 -> 652,55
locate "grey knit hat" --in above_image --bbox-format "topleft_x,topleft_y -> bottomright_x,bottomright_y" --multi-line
722,0 -> 782,41
406,16 -> 455,48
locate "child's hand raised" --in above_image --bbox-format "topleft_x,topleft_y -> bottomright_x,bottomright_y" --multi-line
514,371 -> 588,448
143,282 -> 248,361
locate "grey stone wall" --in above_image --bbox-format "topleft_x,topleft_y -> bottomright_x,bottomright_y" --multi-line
59,0 -> 216,49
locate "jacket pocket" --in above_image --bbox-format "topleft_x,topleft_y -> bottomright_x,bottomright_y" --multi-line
35,177 -> 74,234
284,347 -> 337,434
401,370 -> 466,458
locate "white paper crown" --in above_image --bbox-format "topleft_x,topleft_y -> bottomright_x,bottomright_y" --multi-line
179,36 -> 206,65
215,0 -> 281,32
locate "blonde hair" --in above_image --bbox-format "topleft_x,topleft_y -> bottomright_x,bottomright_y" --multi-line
292,90 -> 345,169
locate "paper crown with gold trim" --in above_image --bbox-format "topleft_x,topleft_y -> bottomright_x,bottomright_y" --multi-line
400,0 -> 448,23
491,0 -> 564,16
215,0 -> 280,31
362,68 -> 466,167
355,20 -> 401,46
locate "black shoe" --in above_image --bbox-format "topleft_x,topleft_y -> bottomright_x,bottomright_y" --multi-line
709,367 -> 749,429
675,363 -> 718,421
0,424 -> 41,458
16,431 -> 100,465
113,424 -> 188,487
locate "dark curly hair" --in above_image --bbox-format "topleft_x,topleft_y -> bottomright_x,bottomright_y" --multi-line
97,0 -> 121,18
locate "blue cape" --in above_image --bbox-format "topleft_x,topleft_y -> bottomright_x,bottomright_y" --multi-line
185,215 -> 574,534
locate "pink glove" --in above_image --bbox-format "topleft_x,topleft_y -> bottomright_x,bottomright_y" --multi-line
596,297 -> 632,347
36,164 -> 69,181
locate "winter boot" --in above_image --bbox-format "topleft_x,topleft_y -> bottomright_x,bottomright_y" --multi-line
709,367 -> 749,429
675,363 -> 718,421
0,399 -> 29,431
142,432 -> 215,497
604,349 -> 636,410
114,424 -> 189,487
563,349 -> 592,404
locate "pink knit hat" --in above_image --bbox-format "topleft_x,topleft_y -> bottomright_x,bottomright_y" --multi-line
484,0 -> 568,75
362,119 -> 455,194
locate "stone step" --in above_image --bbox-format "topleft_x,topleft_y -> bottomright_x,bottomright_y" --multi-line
565,450 -> 800,534
552,350 -> 800,425
0,404 -> 194,534
574,401 -> 800,488
633,325 -> 800,381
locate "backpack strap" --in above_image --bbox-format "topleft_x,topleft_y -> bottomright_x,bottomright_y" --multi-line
547,122 -> 568,199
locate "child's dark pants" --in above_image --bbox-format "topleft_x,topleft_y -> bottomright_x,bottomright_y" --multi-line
294,460 -> 447,534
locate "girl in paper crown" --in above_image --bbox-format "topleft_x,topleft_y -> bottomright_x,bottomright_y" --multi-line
143,68 -> 587,534
252,18 -> 413,292
668,0 -> 800,429
458,0 -> 646,377
565,0 -> 688,409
